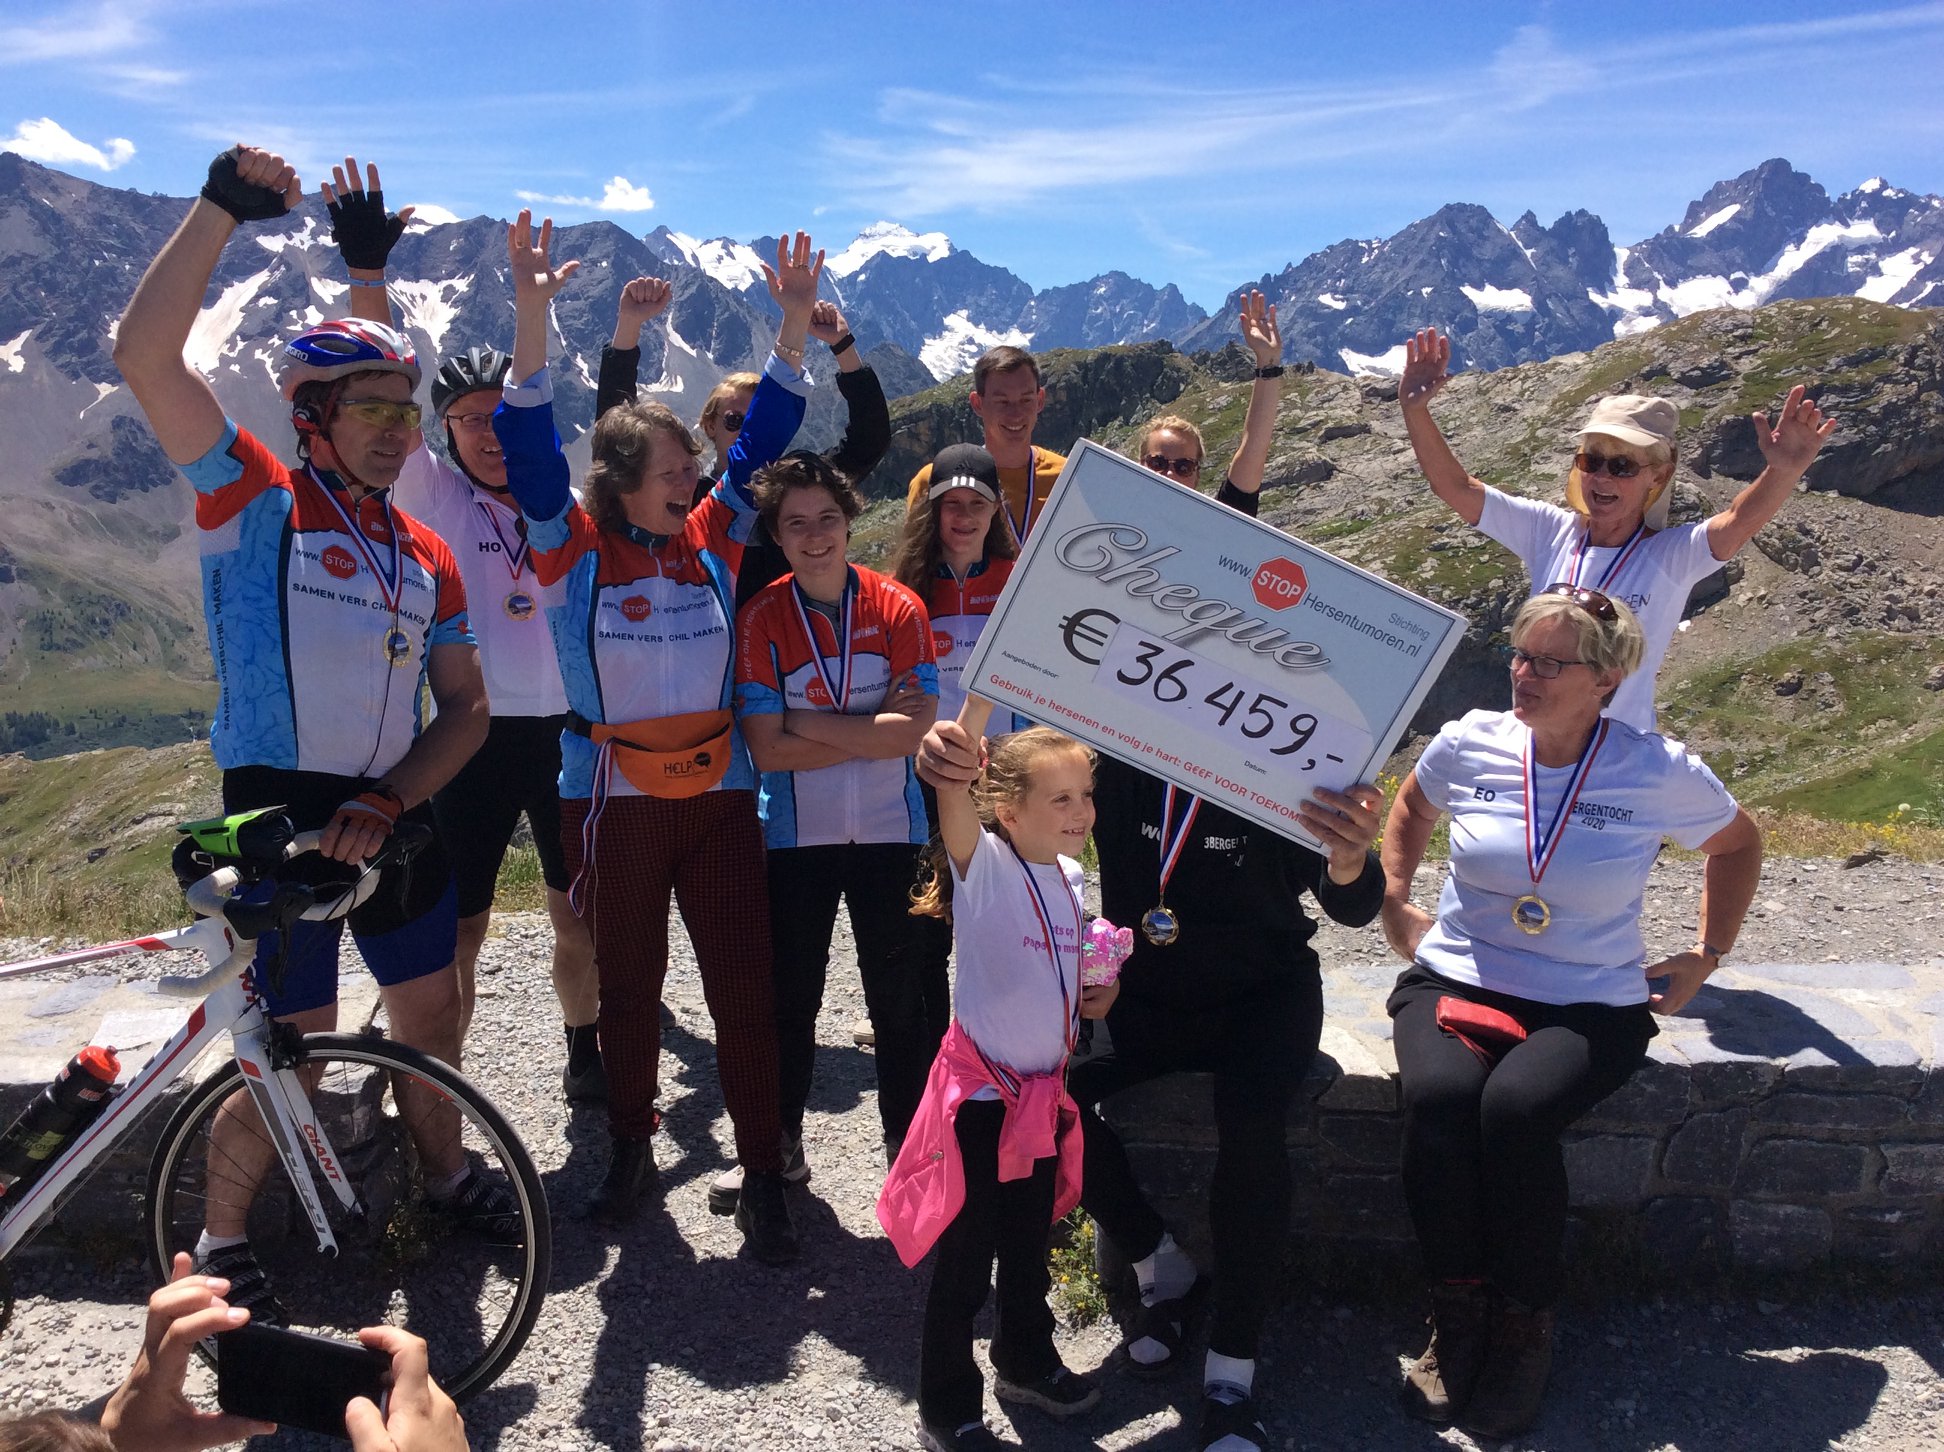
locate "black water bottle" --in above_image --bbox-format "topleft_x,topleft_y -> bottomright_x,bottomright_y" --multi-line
0,1046 -> 121,1203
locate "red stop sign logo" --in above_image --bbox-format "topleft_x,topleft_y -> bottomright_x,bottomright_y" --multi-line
1252,558 -> 1308,611
619,595 -> 652,622
321,545 -> 359,580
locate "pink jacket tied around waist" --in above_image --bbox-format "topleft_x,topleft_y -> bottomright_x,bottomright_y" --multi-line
876,1020 -> 1082,1267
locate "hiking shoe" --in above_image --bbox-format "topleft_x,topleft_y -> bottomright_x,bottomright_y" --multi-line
733,1170 -> 800,1265
916,1417 -> 1005,1450
1197,1386 -> 1267,1450
586,1137 -> 656,1228
561,1052 -> 608,1104
194,1242 -> 286,1329
431,1167 -> 525,1244
994,1364 -> 1100,1419
708,1134 -> 808,1215
1400,1280 -> 1490,1424
1462,1299 -> 1556,1439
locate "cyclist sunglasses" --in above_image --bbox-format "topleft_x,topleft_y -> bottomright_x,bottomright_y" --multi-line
338,399 -> 424,429
1573,450 -> 1648,479
1143,454 -> 1202,479
1540,582 -> 1619,620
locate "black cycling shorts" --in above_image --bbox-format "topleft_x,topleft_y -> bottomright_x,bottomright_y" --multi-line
222,765 -> 458,1016
431,713 -> 571,917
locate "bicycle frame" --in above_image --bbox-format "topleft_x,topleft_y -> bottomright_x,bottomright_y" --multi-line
0,913 -> 362,1262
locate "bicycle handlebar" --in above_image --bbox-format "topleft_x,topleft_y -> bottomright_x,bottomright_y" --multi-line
163,823 -> 433,997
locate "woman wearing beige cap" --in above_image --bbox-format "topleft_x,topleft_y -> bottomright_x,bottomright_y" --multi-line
1396,326 -> 1835,729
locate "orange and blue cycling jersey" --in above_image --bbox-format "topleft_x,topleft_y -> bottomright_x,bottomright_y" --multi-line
734,565 -> 940,848
924,555 -> 1028,734
492,358 -> 809,800
179,419 -> 471,778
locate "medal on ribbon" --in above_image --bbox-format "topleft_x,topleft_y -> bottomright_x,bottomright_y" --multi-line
790,576 -> 856,713
1142,784 -> 1202,946
477,499 -> 538,621
314,473 -> 408,666
1516,719 -> 1610,936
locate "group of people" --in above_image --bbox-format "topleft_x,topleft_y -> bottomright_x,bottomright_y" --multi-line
99,144 -> 1838,1450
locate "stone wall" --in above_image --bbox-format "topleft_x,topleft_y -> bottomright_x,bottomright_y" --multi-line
1098,959 -> 1944,1285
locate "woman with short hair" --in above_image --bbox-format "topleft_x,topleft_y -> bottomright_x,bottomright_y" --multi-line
1397,326 -> 1835,728
1379,588 -> 1763,1438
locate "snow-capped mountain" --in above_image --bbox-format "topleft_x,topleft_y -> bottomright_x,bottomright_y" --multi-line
1183,158 -> 1942,374
649,220 -> 1207,382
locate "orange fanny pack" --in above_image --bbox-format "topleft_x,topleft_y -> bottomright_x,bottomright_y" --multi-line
580,709 -> 733,799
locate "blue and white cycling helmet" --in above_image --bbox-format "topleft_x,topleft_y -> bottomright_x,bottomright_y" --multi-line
279,320 -> 421,400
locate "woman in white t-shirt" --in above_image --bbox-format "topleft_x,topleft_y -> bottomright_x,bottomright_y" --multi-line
880,694 -> 1118,1450
1397,326 -> 1835,729
1377,589 -> 1762,1440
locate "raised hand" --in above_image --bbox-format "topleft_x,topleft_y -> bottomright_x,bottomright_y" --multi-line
506,209 -> 580,305
1238,290 -> 1281,368
616,275 -> 673,332
1398,327 -> 1451,409
762,230 -> 825,316
808,299 -> 851,347
1751,383 -> 1837,479
200,144 -> 301,225
322,156 -> 414,272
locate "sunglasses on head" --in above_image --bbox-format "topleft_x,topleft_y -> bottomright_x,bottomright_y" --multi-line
1143,454 -> 1202,480
1540,582 -> 1619,621
721,410 -> 746,434
1573,450 -> 1648,480
339,399 -> 423,430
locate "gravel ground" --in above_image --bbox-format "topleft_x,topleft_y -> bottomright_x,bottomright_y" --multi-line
1,854 -> 1940,1450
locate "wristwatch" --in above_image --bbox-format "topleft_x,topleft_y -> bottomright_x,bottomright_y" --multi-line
1695,941 -> 1728,968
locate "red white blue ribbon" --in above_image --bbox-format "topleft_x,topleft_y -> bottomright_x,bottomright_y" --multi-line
313,469 -> 403,613
1002,447 -> 1039,544
475,497 -> 530,582
1522,718 -> 1610,885
1156,784 -> 1202,901
791,576 -> 856,713
1009,840 -> 1083,1051
1567,521 -> 1649,594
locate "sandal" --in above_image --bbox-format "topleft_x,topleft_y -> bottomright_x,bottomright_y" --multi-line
1121,1274 -> 1209,1380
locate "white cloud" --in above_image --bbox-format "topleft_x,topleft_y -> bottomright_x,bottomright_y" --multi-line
2,116 -> 134,171
514,176 -> 655,213
0,2 -> 149,64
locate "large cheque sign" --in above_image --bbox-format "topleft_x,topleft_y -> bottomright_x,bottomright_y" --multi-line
960,441 -> 1465,851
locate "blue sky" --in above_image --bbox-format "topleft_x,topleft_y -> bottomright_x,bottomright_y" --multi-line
5,0 -> 1943,310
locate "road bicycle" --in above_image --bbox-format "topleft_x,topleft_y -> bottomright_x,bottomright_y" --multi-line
0,809 -> 551,1402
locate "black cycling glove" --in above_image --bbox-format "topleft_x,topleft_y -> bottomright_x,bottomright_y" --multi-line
328,185 -> 408,271
199,146 -> 292,224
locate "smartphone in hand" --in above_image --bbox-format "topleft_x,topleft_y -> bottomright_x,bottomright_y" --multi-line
216,1323 -> 391,1440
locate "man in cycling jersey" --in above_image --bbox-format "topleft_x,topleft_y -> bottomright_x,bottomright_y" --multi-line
322,159 -> 603,1102
113,143 -> 496,1321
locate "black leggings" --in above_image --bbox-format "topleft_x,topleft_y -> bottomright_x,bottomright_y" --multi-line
768,841 -> 945,1145
1387,965 -> 1654,1308
918,1099 -> 1060,1426
1068,966 -> 1324,1359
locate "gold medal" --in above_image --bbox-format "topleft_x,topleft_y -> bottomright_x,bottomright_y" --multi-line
1140,905 -> 1180,947
384,628 -> 413,667
504,589 -> 537,621
1511,894 -> 1551,936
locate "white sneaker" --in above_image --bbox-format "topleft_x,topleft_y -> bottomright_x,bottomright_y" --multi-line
707,1134 -> 807,1215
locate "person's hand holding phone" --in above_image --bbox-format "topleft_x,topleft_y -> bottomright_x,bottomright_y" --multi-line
100,1252 -> 276,1452
346,1326 -> 469,1452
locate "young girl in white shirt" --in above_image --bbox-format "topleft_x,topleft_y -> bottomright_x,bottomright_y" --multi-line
880,695 -> 1124,1452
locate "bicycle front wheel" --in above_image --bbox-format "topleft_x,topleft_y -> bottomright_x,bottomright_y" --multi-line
146,1031 -> 551,1403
